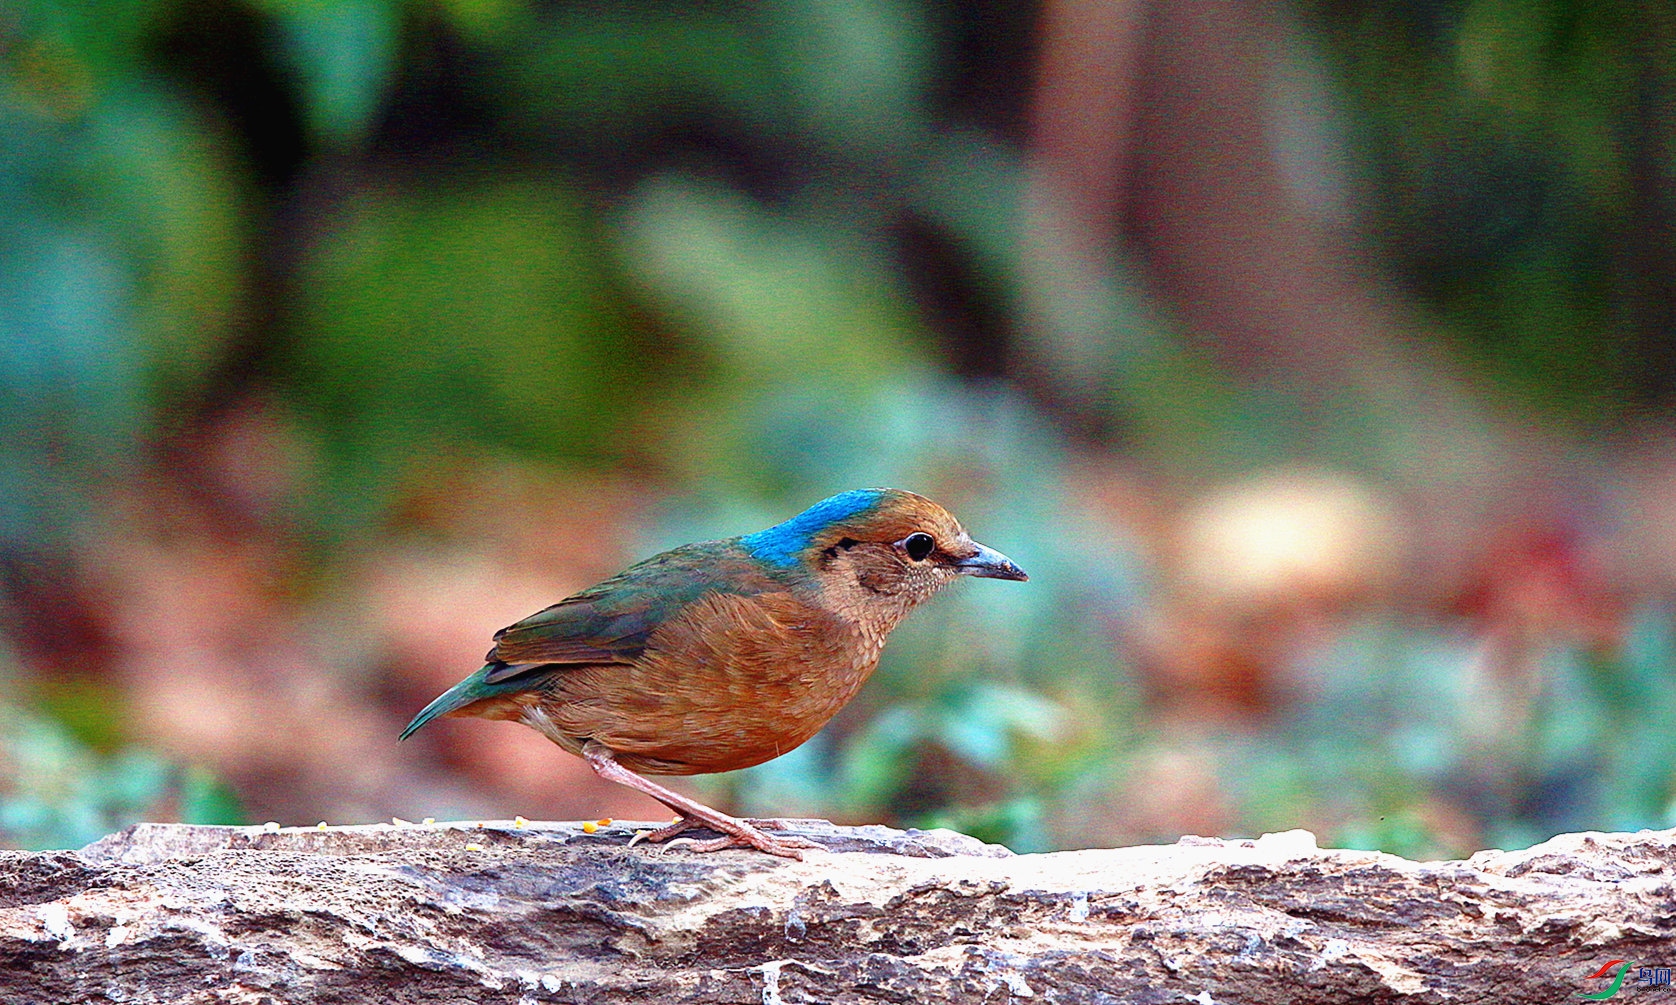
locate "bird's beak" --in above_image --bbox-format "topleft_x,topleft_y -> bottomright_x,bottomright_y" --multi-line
954,541 -> 1029,581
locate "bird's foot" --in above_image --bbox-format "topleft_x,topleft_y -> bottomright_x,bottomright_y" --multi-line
628,816 -> 695,847
663,829 -> 823,860
630,814 -> 821,860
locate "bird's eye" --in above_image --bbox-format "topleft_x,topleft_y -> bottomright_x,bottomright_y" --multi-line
903,533 -> 935,561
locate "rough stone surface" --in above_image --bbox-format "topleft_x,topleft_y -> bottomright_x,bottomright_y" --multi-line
1,819 -> 1672,1003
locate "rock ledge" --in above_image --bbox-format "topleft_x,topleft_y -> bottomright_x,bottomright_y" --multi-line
2,819 -> 1671,1003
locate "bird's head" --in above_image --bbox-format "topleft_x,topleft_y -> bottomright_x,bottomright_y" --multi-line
742,488 -> 1027,608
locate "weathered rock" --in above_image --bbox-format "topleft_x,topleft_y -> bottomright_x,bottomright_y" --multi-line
1,819 -> 1671,1003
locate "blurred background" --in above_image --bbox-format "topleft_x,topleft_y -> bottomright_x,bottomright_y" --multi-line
2,0 -> 1674,859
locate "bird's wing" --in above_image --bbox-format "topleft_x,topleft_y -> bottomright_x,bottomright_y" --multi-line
483,540 -> 784,683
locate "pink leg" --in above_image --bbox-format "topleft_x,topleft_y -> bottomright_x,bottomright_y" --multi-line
582,741 -> 820,860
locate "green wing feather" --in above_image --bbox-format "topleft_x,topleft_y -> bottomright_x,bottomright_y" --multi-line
482,538 -> 790,681
400,538 -> 797,740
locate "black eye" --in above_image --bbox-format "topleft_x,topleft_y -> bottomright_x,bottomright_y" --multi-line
903,533 -> 935,561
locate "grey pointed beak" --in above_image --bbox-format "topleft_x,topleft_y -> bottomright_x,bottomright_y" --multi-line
954,541 -> 1028,581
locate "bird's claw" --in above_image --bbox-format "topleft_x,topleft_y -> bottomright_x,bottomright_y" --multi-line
627,816 -> 694,848
663,832 -> 822,860
627,813 -> 823,860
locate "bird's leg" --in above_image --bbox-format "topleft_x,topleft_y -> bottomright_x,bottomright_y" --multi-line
581,741 -> 821,860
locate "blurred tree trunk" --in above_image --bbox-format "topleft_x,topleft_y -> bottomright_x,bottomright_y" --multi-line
1028,0 -> 1546,492
1624,6 -> 1676,407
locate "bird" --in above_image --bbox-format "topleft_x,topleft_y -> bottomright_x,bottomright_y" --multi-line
400,487 -> 1028,859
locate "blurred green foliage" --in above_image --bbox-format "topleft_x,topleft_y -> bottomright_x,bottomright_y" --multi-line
1316,0 -> 1676,418
285,177 -> 639,528
263,0 -> 399,146
0,0 -> 1672,854
0,659 -> 243,849
1222,604 -> 1676,859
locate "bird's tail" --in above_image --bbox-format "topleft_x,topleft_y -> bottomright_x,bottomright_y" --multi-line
399,665 -> 519,740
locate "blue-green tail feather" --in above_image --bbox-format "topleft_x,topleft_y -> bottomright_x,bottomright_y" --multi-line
399,665 -> 525,740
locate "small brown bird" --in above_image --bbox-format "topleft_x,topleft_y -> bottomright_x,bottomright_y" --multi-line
401,488 -> 1027,858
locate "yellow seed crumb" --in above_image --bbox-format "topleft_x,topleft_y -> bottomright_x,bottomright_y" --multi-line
582,821 -> 599,834
316,821 -> 328,831
392,817 -> 412,826
464,843 -> 484,852
421,817 -> 436,826
513,815 -> 528,829
262,821 -> 280,833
